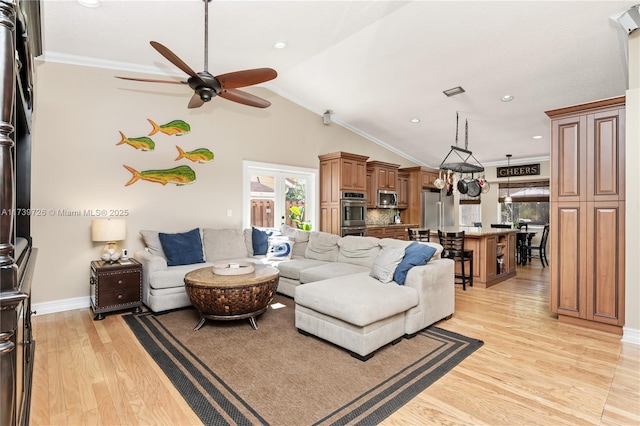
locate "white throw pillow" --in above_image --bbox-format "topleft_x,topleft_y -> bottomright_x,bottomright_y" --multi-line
370,246 -> 406,283
266,237 -> 295,261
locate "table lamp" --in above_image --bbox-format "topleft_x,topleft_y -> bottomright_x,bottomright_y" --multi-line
91,218 -> 126,263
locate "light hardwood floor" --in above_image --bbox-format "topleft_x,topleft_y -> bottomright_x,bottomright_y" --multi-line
31,263 -> 639,425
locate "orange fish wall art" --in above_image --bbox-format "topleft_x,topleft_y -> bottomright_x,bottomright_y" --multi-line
119,118 -> 215,187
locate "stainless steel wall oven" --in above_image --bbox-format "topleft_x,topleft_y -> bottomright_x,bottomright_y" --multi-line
340,191 -> 366,228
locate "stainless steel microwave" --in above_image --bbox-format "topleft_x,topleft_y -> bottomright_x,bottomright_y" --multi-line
377,190 -> 398,208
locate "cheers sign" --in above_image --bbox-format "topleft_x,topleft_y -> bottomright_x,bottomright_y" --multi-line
497,163 -> 540,177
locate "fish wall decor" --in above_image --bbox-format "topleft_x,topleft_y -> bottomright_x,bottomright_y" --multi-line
147,119 -> 191,136
123,165 -> 196,186
117,131 -> 155,151
175,146 -> 214,163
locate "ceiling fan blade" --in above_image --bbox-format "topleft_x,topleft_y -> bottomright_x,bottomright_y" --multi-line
115,76 -> 187,85
188,93 -> 205,109
216,68 -> 278,89
150,41 -> 206,84
219,89 -> 271,108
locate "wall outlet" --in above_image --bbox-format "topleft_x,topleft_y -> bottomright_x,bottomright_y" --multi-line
227,209 -> 233,217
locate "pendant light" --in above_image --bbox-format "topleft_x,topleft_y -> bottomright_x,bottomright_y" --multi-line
504,154 -> 513,204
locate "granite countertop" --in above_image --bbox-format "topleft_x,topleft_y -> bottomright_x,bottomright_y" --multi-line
366,223 -> 419,229
433,227 -> 518,236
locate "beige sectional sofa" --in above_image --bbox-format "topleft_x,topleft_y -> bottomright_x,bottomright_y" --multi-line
135,225 -> 455,360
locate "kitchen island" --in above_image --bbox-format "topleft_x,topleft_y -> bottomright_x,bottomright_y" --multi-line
432,227 -> 518,288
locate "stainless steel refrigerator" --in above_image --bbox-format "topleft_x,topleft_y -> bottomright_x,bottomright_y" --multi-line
421,189 -> 455,230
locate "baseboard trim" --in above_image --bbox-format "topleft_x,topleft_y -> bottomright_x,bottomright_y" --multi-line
622,327 -> 640,345
32,296 -> 90,316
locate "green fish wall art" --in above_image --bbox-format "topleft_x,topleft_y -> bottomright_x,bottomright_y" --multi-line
123,165 -> 196,186
147,119 -> 191,136
117,131 -> 155,151
175,146 -> 214,163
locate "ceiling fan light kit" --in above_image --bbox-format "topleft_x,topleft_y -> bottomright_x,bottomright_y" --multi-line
114,0 -> 277,109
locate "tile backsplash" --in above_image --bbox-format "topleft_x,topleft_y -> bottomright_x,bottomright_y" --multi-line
366,209 -> 399,226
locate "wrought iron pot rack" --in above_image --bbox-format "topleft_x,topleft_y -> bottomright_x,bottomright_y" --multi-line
438,112 -> 484,174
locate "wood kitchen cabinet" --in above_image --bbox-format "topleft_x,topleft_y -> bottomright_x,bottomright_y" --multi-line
398,166 -> 440,225
366,171 -> 375,208
366,225 -> 416,240
366,161 -> 400,191
319,152 -> 369,235
397,171 -> 409,209
546,96 -> 625,334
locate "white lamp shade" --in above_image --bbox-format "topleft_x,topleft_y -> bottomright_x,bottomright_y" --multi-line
91,219 -> 126,242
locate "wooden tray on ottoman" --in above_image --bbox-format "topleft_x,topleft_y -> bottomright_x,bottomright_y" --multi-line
184,263 -> 279,330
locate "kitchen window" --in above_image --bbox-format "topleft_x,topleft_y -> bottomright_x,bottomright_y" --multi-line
499,180 -> 549,225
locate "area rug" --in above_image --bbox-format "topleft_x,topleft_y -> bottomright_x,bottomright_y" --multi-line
124,295 -> 483,426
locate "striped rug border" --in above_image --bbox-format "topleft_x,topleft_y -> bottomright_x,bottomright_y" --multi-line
124,312 -> 483,426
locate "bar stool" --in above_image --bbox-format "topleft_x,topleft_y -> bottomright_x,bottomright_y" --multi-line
438,230 -> 473,291
407,228 -> 430,242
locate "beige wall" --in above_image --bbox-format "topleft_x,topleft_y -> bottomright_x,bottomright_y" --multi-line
30,61 -> 415,305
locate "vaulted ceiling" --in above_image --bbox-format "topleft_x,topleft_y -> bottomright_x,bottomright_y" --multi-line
40,0 -> 635,168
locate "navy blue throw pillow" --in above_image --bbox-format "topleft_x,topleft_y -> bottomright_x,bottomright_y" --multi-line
393,242 -> 437,285
252,227 -> 270,255
158,228 -> 205,266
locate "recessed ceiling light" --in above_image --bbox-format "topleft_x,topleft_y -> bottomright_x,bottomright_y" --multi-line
410,118 -> 421,123
443,86 -> 465,97
273,42 -> 288,49
501,95 -> 514,102
77,0 -> 100,7
532,135 -> 543,140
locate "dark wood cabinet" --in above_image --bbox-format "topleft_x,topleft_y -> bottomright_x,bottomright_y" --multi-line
90,259 -> 142,320
546,97 -> 625,334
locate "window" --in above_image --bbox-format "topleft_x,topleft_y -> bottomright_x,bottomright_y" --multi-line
459,191 -> 481,226
459,204 -> 481,226
243,161 -> 317,230
499,180 -> 549,225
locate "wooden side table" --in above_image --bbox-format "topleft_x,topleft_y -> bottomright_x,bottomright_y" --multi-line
90,259 -> 142,320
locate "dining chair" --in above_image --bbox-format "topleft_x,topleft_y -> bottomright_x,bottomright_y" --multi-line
490,224 -> 512,229
437,230 -> 473,291
527,224 -> 550,267
407,228 -> 430,242
517,223 -> 529,232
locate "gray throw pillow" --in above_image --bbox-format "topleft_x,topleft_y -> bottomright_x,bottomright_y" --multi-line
139,230 -> 167,261
370,246 -> 406,283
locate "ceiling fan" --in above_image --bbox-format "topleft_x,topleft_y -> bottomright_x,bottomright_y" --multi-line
116,0 -> 277,109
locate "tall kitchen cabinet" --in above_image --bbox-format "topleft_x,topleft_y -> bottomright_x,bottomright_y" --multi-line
545,96 -> 625,334
318,152 -> 369,235
398,166 -> 439,225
